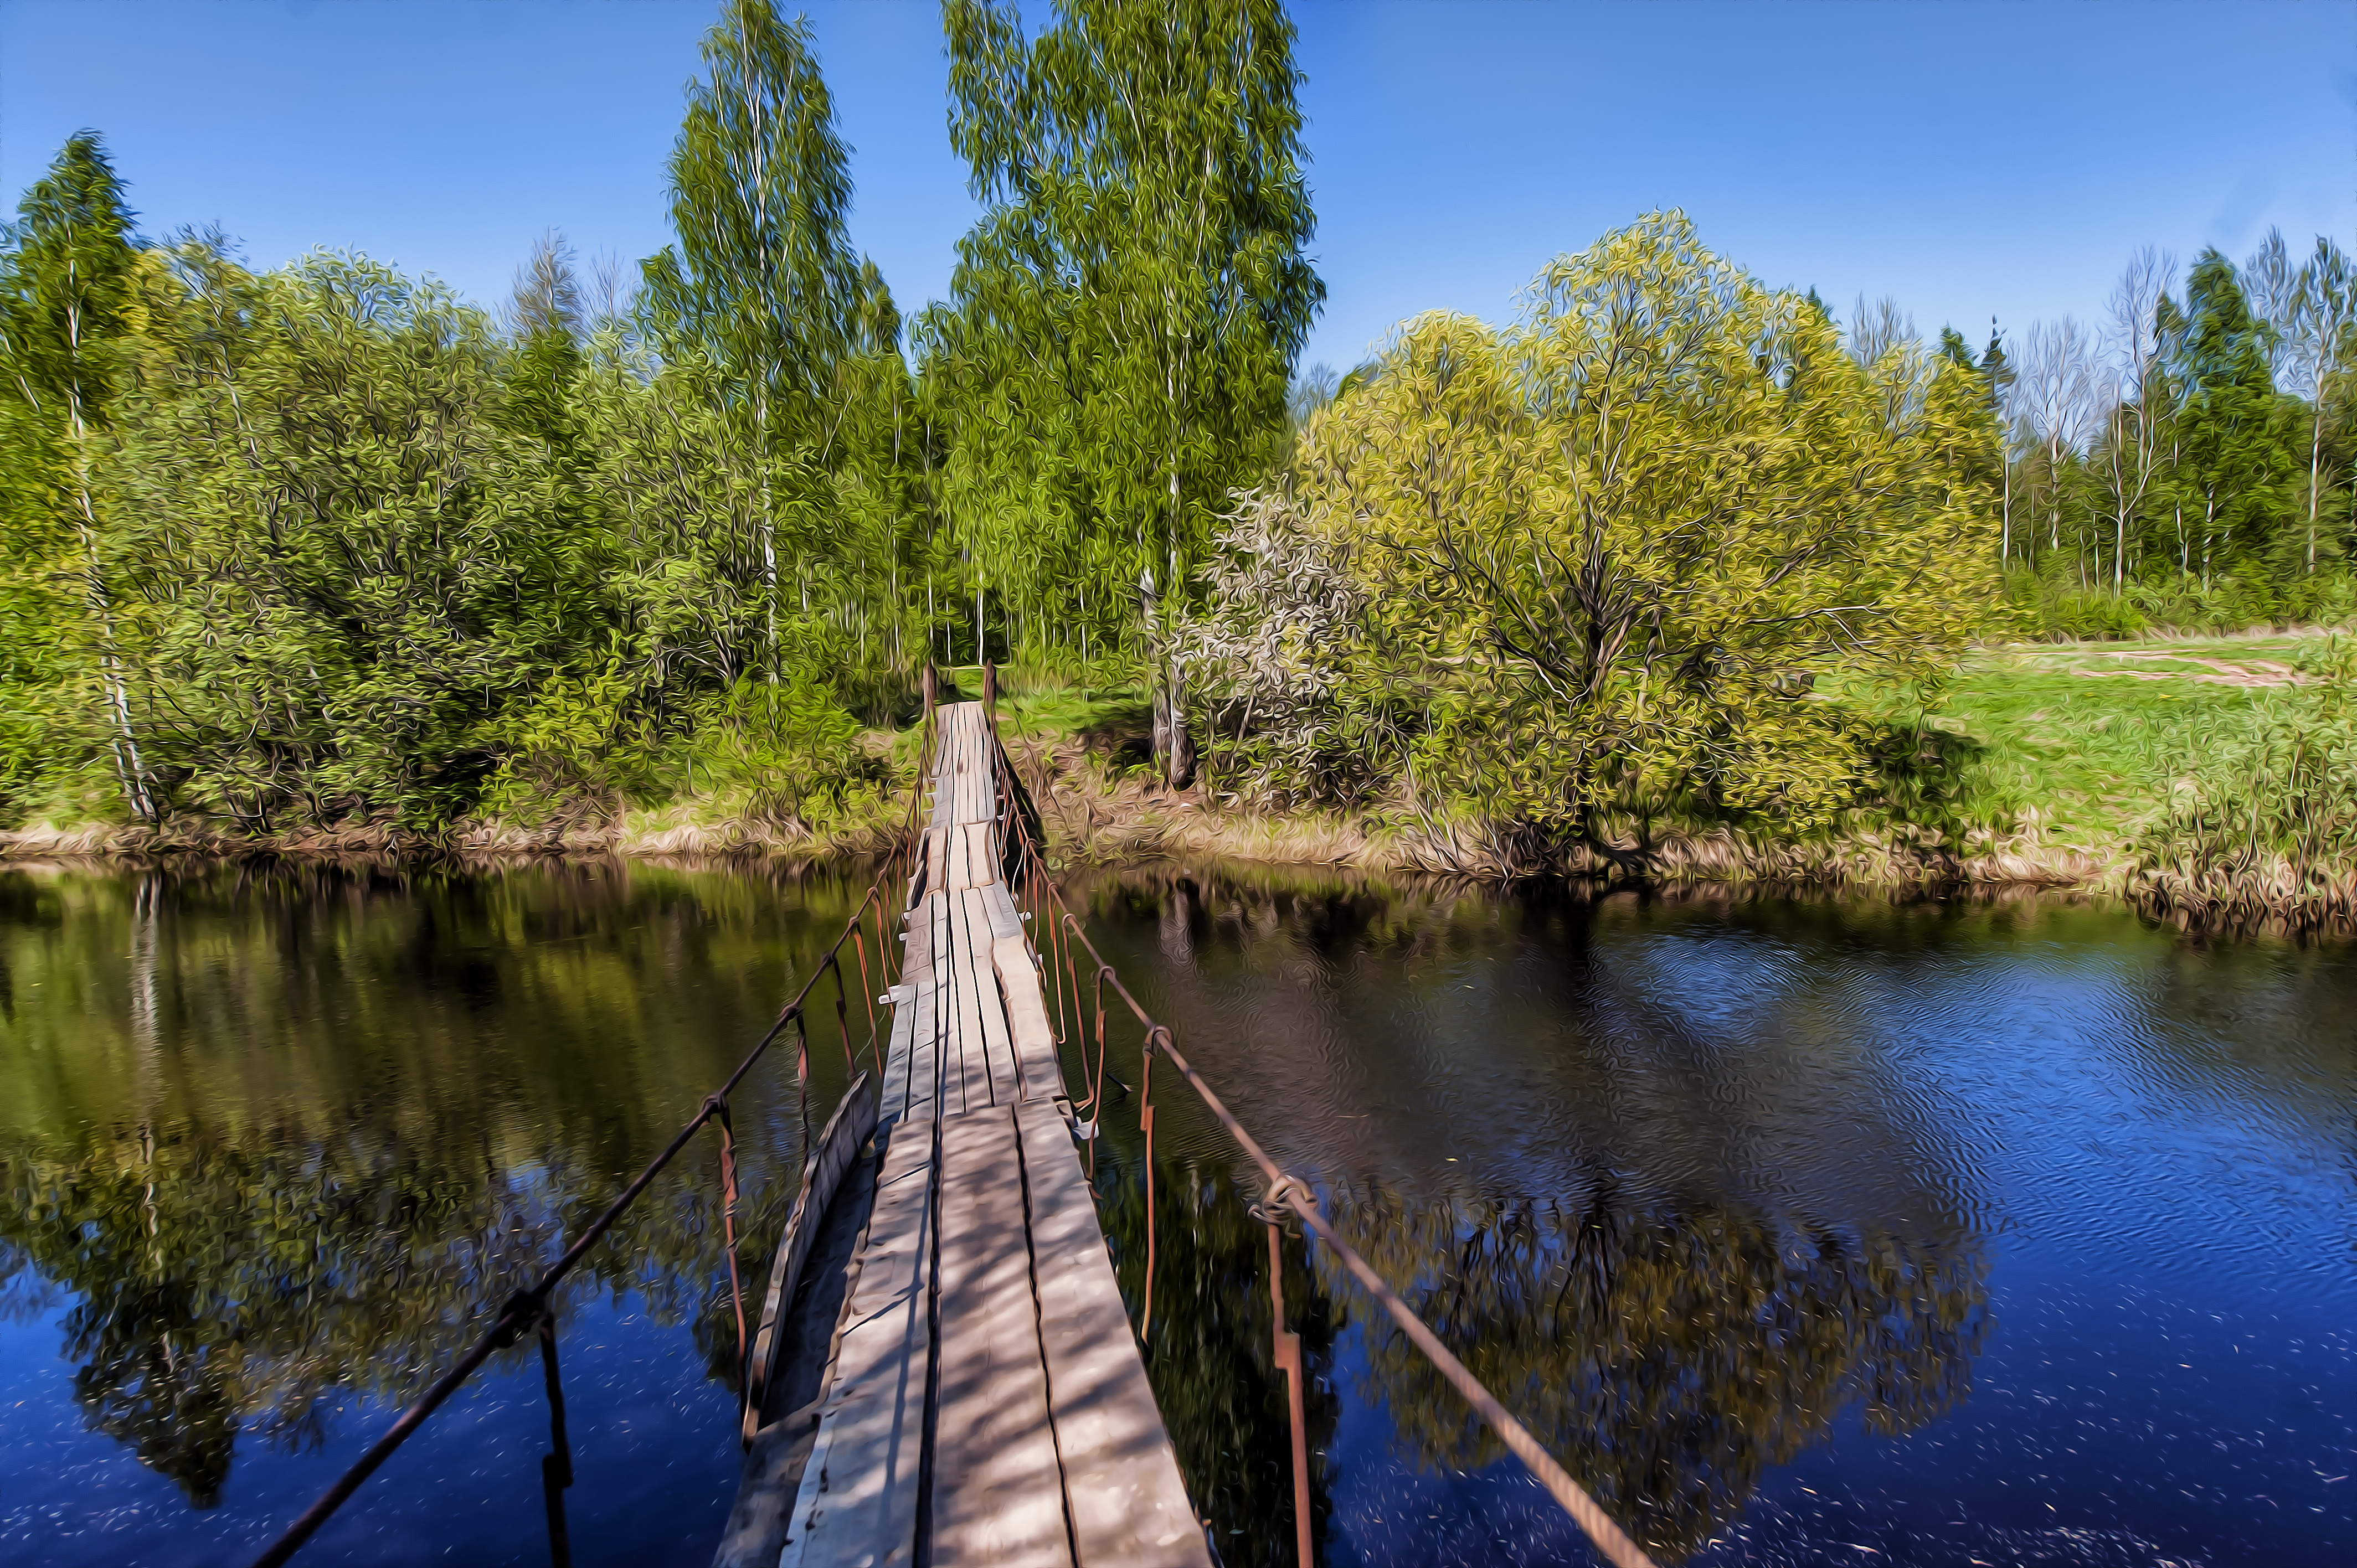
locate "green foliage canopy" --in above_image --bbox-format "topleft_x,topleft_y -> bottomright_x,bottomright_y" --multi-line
924,0 -> 1323,662
1189,214 -> 1999,844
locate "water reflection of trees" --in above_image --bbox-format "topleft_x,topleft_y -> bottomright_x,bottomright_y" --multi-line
0,861 -> 866,1507
1079,1138 -> 1985,1567
0,1120 -> 784,1507
1066,864 -> 1997,1564
1089,1151 -> 1337,1568
1327,1183 -> 1985,1562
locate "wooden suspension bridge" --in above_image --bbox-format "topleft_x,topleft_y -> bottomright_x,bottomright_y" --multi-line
715,699 -> 1210,1568
248,679 -> 1655,1568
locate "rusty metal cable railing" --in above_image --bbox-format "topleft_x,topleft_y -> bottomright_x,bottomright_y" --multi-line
985,707 -> 1660,1568
248,713 -> 933,1568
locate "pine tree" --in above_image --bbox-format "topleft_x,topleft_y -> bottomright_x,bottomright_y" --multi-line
2169,248 -> 2298,585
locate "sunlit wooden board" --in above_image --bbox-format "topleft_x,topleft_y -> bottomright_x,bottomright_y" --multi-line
1015,1100 -> 1209,1568
777,1113 -> 937,1568
980,881 -> 1024,940
879,975 -> 920,1125
992,935 -> 1065,1104
946,892 -> 989,1118
930,1105 -> 1075,1568
958,888 -> 1020,1104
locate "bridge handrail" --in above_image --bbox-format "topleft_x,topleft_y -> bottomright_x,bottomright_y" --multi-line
985,708 -> 1660,1568
246,710 -> 934,1568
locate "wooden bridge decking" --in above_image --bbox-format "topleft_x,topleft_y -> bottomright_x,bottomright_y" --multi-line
718,702 -> 1211,1568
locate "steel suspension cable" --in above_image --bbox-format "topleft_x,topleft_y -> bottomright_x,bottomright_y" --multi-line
249,708 -> 935,1568
984,710 -> 1660,1568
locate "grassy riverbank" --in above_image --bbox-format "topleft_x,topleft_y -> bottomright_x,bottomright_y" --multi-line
5,632 -> 2351,929
986,631 -> 2357,929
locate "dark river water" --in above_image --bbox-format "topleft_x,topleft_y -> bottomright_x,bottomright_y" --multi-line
0,862 -> 2348,1568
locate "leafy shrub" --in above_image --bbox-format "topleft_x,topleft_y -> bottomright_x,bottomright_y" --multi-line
2126,642 -> 2357,925
690,672 -> 874,828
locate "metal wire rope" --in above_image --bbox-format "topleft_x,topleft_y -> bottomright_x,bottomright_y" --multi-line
247,708 -> 935,1568
984,710 -> 1660,1568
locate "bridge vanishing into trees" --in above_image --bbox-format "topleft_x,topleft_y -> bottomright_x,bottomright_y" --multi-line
248,679 -> 1655,1568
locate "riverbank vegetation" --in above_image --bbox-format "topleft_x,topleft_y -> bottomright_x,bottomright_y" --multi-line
988,628 -> 2357,928
4,0 -> 2353,925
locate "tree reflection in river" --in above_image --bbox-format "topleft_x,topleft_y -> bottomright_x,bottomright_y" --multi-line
3,859 -> 2343,1567
0,859 -> 869,1519
1067,865 -> 1993,1563
1329,1184 -> 1983,1560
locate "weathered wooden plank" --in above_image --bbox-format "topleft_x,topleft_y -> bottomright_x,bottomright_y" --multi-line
1015,1100 -> 1210,1568
961,888 -> 1020,1104
928,726 -> 955,828
944,707 -> 969,821
993,935 -> 1065,1104
957,819 -> 992,891
942,822 -> 964,893
906,969 -> 941,1131
950,890 -> 998,1112
880,978 -> 918,1125
928,827 -> 952,903
745,1073 -> 878,1441
924,886 -> 952,1117
929,893 -> 961,1120
883,907 -> 932,1124
778,1115 -> 938,1568
980,880 -> 1024,940
967,716 -> 992,824
931,1106 -> 1075,1568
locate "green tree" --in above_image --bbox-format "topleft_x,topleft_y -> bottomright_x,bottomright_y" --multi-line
109,246 -> 512,828
2168,247 -> 2298,586
929,0 -> 1324,782
0,133 -> 152,819
1189,214 -> 1997,857
643,0 -> 863,683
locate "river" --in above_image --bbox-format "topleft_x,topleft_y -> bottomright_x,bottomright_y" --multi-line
0,862 -> 2348,1567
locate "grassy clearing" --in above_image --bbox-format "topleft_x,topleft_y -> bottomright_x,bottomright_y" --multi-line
1882,631 -> 2343,859
974,630 -> 2357,927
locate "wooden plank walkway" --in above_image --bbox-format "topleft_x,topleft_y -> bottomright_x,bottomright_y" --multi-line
725,701 -> 1211,1568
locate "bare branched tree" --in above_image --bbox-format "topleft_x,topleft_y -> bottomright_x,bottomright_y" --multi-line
2017,317 -> 2107,565
505,229 -> 583,343
586,249 -> 635,331
1847,294 -> 1916,369
2243,226 -> 2301,388
1174,486 -> 1370,807
2101,249 -> 2176,587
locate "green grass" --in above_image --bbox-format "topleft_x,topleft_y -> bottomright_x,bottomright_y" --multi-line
923,637 -> 2357,922
1865,631 -> 2348,858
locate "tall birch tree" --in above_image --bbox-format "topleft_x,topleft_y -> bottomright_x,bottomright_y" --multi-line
644,0 -> 861,682
932,0 -> 1323,783
2101,249 -> 2174,590
0,133 -> 153,819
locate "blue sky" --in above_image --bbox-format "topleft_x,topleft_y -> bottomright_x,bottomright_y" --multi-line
3,0 -> 2350,374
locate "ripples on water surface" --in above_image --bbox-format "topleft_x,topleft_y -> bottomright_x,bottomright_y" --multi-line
0,862 -> 2349,1566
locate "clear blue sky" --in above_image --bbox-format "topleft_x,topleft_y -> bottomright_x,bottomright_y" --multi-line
3,0 -> 2350,374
